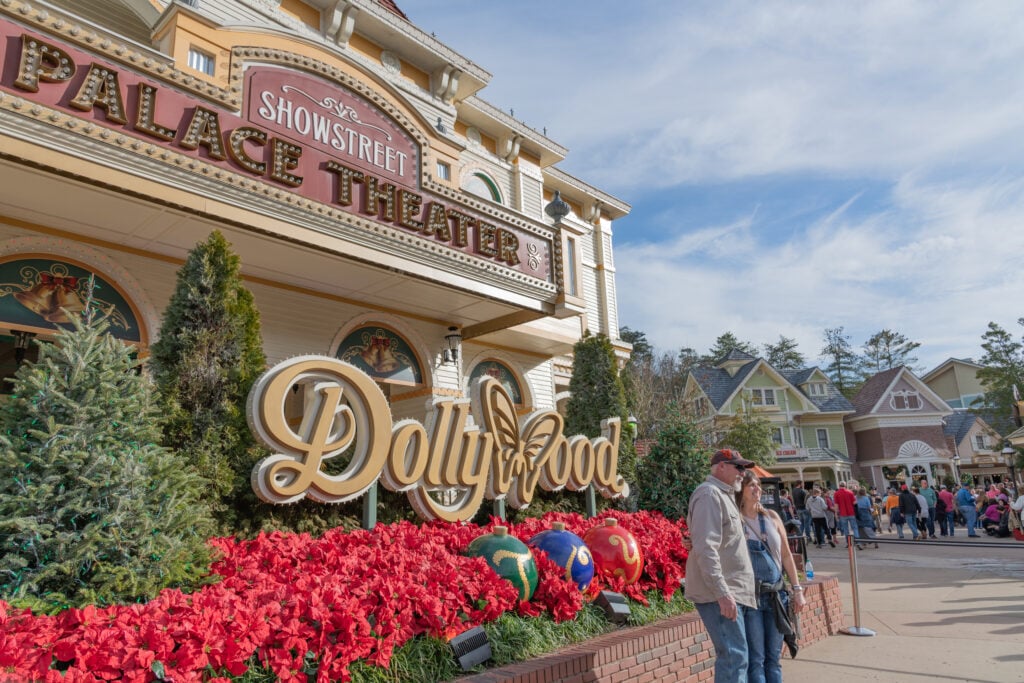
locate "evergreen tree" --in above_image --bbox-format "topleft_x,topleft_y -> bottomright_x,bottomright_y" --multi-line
565,332 -> 636,501
150,231 -> 267,529
635,406 -> 709,518
0,301 -> 213,613
764,335 -> 806,370
619,326 -> 653,365
976,320 -> 1024,434
862,329 -> 921,375
820,327 -> 862,397
704,332 -> 759,364
718,409 -> 776,466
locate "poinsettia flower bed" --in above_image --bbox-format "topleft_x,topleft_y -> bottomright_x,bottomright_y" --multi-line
0,510 -> 688,683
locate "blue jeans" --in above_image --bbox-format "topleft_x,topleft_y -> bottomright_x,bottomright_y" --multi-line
939,510 -> 954,535
744,594 -> 785,683
838,515 -> 859,538
959,505 -> 979,536
798,509 -> 812,540
696,601 -> 750,683
925,507 -> 936,537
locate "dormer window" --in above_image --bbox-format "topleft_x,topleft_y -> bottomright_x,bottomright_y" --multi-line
751,388 -> 776,406
807,382 -> 827,396
890,390 -> 921,411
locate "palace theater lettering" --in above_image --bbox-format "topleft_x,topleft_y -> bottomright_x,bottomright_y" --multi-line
7,33 -> 528,269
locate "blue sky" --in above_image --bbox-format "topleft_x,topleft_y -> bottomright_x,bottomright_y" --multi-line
408,1 -> 1024,372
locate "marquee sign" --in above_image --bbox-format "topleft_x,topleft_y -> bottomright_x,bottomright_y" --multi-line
247,356 -> 629,522
0,24 -> 552,279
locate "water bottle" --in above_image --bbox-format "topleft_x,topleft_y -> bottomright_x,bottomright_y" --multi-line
805,560 -> 814,580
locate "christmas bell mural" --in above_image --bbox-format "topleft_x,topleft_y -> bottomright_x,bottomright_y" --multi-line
0,258 -> 140,342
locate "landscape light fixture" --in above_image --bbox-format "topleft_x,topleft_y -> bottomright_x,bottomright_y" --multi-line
594,590 -> 630,624
449,625 -> 491,670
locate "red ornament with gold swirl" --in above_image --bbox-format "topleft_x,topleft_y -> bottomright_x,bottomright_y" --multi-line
582,517 -> 644,585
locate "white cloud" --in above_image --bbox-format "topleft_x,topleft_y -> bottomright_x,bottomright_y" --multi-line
616,173 -> 1024,369
411,1 -> 1024,372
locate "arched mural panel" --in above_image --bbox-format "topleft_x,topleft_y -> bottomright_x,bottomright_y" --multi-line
0,255 -> 142,342
335,324 -> 423,385
468,359 -> 522,405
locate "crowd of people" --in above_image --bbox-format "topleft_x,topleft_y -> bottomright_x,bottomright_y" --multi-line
780,478 -> 1023,544
685,453 -> 1023,683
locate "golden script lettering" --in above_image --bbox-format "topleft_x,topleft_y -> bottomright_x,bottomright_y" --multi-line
247,355 -> 629,522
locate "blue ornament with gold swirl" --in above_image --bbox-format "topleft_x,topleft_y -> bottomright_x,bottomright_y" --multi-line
528,522 -> 595,592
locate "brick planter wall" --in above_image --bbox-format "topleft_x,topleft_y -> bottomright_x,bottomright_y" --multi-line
460,576 -> 845,683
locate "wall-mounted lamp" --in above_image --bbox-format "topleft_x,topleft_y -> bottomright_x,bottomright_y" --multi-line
12,330 -> 35,365
443,326 -> 462,364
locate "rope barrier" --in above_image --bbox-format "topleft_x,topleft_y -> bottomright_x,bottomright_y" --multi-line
811,535 -> 1024,550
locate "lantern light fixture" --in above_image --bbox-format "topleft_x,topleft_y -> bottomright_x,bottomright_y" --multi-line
443,326 -> 462,364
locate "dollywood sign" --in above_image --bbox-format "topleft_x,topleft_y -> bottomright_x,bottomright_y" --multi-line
247,356 -> 629,522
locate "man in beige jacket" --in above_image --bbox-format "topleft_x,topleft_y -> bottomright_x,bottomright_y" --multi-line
686,449 -> 756,682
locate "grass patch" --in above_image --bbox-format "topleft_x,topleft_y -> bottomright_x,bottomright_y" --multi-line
227,589 -> 693,682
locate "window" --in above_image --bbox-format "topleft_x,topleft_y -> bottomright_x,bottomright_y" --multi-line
565,237 -> 578,296
436,161 -> 451,181
771,427 -> 783,445
694,397 -> 709,417
791,427 -> 803,447
751,388 -> 776,406
816,428 -> 830,448
974,434 -> 986,450
890,390 -> 922,411
808,382 -> 826,396
187,48 -> 215,76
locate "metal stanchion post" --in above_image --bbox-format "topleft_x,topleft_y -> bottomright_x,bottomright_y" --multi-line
840,534 -> 876,637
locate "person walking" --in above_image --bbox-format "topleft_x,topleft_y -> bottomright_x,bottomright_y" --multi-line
792,482 -> 810,542
919,479 -> 938,539
736,470 -> 806,683
956,483 -> 980,538
898,484 -> 921,540
937,485 -> 955,536
884,488 -> 900,533
687,449 -> 757,682
912,486 -> 929,540
833,481 -> 859,541
806,486 -> 833,548
855,487 -> 879,548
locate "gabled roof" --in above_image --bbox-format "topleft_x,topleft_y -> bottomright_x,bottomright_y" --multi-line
691,358 -> 854,414
690,362 -> 759,410
780,367 -> 855,413
849,366 -> 903,415
943,411 -> 977,445
849,366 -> 953,417
921,357 -> 984,383
717,348 -> 758,364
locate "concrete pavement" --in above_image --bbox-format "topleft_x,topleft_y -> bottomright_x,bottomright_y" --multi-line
782,531 -> 1024,683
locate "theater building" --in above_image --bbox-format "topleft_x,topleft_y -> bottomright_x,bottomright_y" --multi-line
0,0 -> 630,425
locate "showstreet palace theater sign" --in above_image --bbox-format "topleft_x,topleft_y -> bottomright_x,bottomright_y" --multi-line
247,356 -> 629,522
